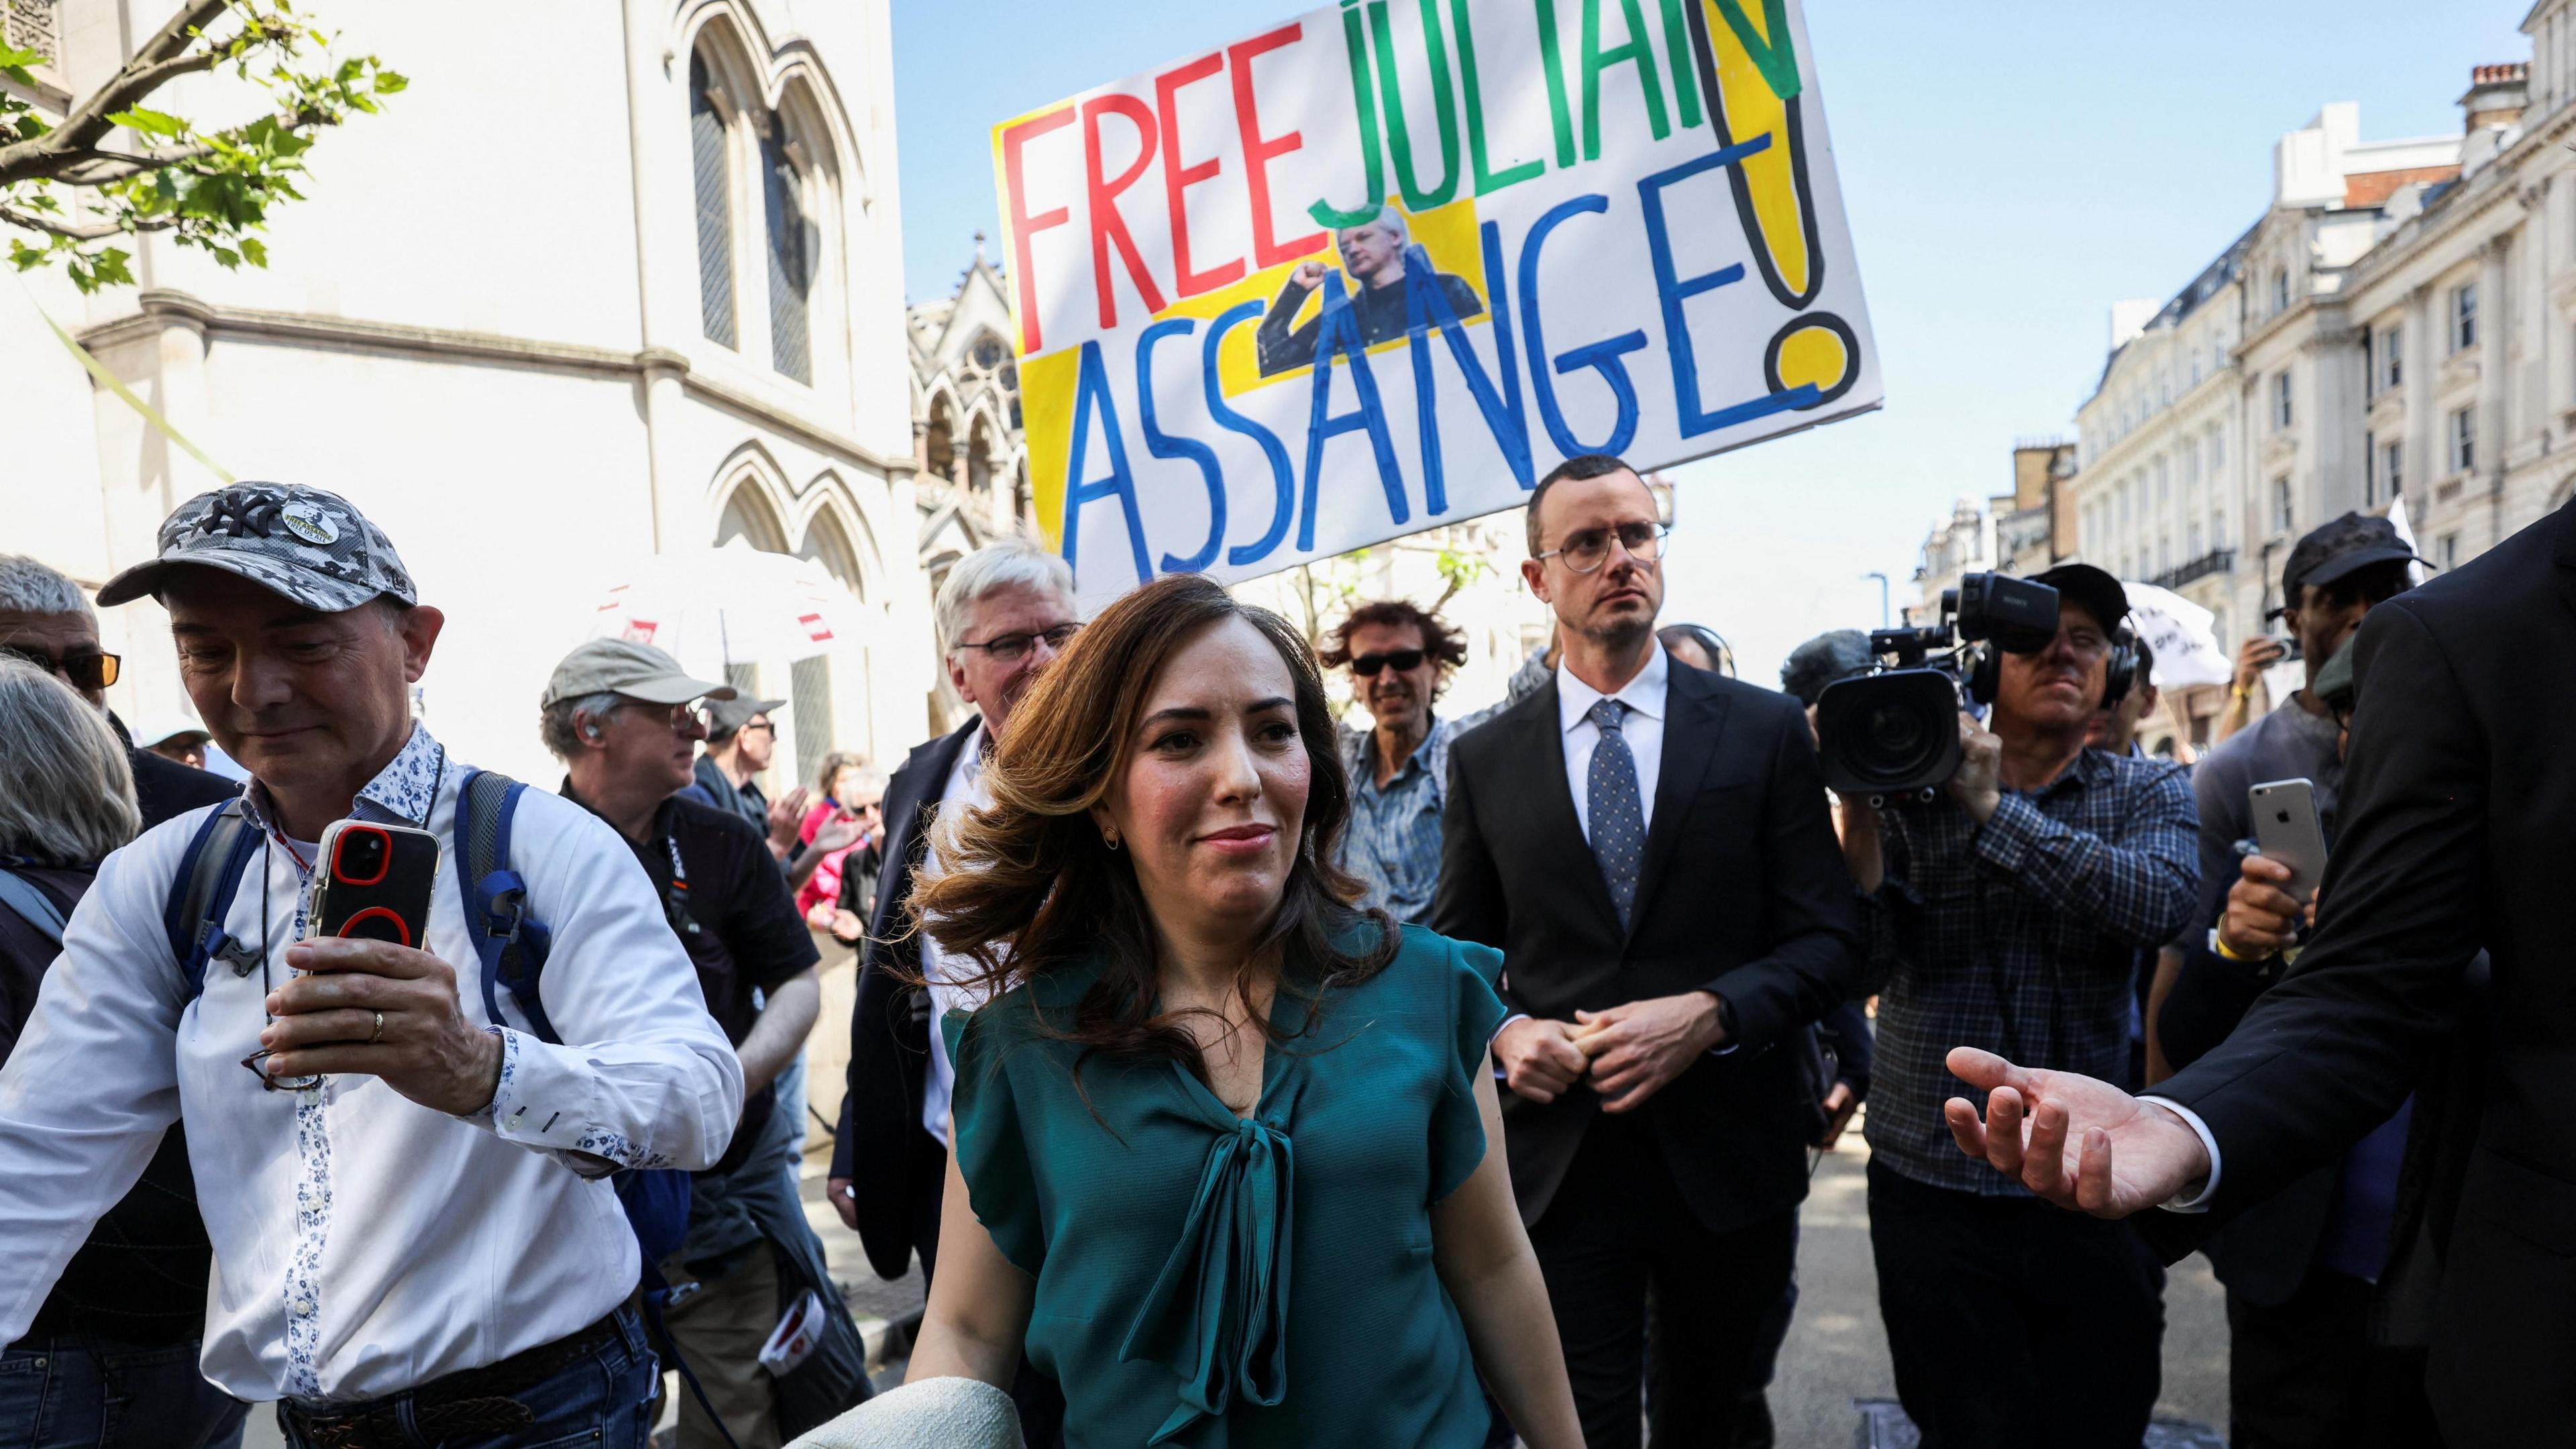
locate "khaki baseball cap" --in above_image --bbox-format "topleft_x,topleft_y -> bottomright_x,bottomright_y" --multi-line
544,638 -> 736,708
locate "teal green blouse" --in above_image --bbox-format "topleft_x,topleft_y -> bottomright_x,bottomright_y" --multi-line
943,922 -> 1509,1448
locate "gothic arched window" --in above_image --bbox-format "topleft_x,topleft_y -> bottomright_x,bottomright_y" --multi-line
763,129 -> 813,384
689,52 -> 737,348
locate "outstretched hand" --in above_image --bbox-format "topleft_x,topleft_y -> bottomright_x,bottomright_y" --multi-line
1941,1047 -> 2211,1218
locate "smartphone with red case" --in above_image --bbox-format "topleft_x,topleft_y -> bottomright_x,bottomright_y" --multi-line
309,820 -> 441,949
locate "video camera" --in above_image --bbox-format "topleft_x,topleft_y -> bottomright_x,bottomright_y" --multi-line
1814,572 -> 2063,802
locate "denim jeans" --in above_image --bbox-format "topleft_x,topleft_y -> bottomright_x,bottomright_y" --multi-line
275,1305 -> 658,1449
0,1338 -> 250,1449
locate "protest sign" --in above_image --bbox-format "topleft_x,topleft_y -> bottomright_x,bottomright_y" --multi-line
2118,582 -> 2233,690
992,0 -> 1880,606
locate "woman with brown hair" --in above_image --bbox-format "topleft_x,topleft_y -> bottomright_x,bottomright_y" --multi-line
899,574 -> 1581,1446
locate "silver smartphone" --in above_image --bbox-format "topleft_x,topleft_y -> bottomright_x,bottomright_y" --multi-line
2249,777 -> 2328,908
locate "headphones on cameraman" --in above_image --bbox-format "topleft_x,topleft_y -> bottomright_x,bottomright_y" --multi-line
1965,623 -> 2137,709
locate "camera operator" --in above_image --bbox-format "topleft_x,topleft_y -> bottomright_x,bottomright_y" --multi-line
1844,563 -> 2198,1448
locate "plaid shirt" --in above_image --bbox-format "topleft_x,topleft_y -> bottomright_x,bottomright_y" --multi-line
1860,747 -> 2198,1195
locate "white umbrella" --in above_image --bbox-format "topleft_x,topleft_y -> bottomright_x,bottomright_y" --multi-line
587,541 -> 870,680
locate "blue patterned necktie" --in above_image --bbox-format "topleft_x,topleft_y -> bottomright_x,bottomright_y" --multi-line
1587,698 -> 1644,930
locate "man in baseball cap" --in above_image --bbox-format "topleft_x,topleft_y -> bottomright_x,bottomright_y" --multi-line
541,639 -> 873,1444
0,482 -> 742,1436
688,692 -> 790,834
2214,512 -> 2427,745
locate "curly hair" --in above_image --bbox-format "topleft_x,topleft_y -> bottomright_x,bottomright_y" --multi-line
1317,600 -> 1468,699
909,572 -> 1396,1091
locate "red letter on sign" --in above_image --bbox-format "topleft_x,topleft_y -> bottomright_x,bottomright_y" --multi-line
1157,52 -> 1244,299
1083,93 -> 1169,331
1001,105 -> 1075,354
1230,21 -> 1325,270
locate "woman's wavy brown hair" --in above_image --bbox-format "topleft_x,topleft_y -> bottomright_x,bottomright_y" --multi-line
908,572 -> 1395,1085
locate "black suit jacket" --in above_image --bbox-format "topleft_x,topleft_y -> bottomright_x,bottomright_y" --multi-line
1432,660 -> 1862,1231
2157,848 -> 2341,1306
830,718 -> 978,1281
2151,498 -> 2576,1440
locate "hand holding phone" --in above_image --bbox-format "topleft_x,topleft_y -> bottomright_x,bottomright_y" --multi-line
311,820 -> 441,947
254,821 -> 445,1090
2249,778 -> 2328,906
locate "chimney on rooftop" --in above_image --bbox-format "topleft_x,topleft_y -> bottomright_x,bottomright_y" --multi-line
2462,62 -> 2528,134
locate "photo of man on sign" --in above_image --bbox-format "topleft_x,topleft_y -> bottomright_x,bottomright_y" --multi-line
1254,204 -> 1487,377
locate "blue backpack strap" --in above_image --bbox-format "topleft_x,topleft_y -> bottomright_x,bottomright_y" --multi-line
454,769 -> 561,1044
0,868 -> 68,947
449,772 -> 734,1444
160,800 -> 263,1002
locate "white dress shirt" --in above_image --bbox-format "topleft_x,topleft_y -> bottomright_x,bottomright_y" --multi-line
2141,1095 -> 2224,1211
917,722 -> 997,1148
0,724 -> 741,1403
1556,644 -> 1671,840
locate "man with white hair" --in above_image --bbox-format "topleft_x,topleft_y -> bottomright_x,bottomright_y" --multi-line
0,553 -> 238,827
0,484 -> 743,1448
827,539 -> 1077,1440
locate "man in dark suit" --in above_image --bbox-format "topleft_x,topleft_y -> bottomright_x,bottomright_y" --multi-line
1434,454 -> 1862,1448
825,539 -> 1080,1274
1944,496 -> 2576,1445
825,541 -> 1079,1446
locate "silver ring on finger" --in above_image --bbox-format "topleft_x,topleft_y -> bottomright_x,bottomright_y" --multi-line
368,1009 -> 385,1045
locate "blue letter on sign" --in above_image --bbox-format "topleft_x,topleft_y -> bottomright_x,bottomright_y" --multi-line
1203,301 -> 1296,567
1137,317 -> 1226,574
1061,339 -> 1152,587
1405,222 -> 1534,511
1638,136 -> 1818,435
1518,194 -> 1647,458
1299,272 -> 1408,553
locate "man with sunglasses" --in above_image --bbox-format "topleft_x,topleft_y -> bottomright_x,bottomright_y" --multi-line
545,640 -> 867,1448
830,539 -> 1079,1444
0,553 -> 239,828
0,484 -> 741,1446
1435,453 -> 1862,1447
1317,601 -> 1544,924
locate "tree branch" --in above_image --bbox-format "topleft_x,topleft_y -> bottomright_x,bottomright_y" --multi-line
56,143 -> 221,185
0,202 -> 175,241
0,0 -> 231,182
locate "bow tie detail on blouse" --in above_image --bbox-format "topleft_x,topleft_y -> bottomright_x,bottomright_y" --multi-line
1120,1113 -> 1295,1444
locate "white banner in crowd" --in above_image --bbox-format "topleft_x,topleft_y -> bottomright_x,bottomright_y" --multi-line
2118,582 -> 2233,690
992,0 -> 1880,607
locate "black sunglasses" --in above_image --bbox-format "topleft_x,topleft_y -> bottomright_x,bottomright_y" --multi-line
1351,649 -> 1426,676
1,643 -> 120,690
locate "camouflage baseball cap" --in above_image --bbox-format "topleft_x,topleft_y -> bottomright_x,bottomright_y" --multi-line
96,483 -> 416,612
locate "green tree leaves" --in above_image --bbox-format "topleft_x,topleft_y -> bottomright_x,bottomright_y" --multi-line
1,1 -> 403,292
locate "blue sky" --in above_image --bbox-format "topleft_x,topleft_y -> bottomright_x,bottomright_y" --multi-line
890,0 -> 2536,682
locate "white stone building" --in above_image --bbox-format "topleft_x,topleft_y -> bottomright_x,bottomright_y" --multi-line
2061,98 -> 2470,745
3,0 -> 932,788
